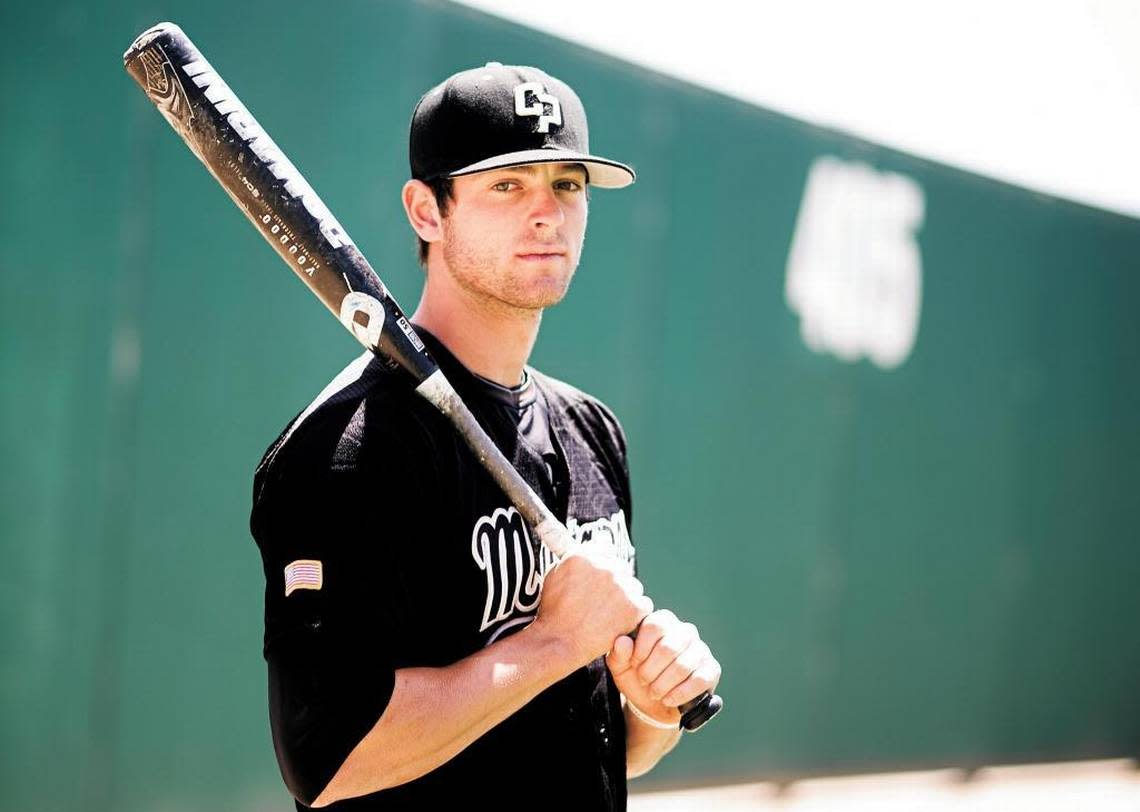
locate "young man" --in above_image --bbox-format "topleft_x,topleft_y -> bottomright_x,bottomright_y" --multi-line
251,63 -> 721,810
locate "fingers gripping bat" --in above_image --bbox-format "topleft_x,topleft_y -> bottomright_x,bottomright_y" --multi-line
123,22 -> 722,731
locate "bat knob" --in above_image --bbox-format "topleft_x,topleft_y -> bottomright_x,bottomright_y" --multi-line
678,691 -> 724,732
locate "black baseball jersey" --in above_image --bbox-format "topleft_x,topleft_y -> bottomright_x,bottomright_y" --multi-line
250,328 -> 636,810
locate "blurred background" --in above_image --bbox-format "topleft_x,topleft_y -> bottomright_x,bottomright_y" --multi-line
1,1 -> 1137,809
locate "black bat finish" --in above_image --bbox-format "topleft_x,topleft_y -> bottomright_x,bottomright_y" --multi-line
123,22 -> 437,383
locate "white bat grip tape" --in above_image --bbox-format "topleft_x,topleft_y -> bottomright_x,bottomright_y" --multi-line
534,517 -> 571,557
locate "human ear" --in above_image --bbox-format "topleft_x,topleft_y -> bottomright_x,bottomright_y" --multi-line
402,179 -> 443,243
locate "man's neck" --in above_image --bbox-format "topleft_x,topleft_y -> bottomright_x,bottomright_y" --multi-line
410,270 -> 542,388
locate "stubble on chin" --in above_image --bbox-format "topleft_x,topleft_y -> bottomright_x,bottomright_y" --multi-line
441,232 -> 579,313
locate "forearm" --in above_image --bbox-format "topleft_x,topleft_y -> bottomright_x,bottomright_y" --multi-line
623,702 -> 682,778
312,622 -> 576,806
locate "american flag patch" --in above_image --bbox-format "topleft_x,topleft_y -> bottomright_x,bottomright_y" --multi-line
284,559 -> 323,596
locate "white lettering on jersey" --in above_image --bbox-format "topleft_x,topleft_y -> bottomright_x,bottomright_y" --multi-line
566,512 -> 635,565
470,506 -> 634,642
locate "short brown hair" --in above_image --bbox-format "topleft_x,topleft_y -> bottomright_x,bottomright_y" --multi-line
417,176 -> 454,268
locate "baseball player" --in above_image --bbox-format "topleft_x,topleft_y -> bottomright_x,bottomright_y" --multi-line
250,63 -> 721,810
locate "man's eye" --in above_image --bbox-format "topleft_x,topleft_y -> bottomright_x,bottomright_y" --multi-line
492,181 -> 517,192
555,179 -> 583,192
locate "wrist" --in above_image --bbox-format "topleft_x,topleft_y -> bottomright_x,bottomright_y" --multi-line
523,617 -> 587,678
625,697 -> 680,731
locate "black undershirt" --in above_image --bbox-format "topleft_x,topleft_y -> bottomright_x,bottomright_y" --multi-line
468,359 -> 565,492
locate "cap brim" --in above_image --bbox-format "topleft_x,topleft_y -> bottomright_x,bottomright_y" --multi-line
447,149 -> 635,188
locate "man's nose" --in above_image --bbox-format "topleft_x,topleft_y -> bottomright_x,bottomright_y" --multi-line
529,185 -> 565,229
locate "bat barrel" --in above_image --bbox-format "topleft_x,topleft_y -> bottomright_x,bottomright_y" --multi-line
123,22 -> 438,384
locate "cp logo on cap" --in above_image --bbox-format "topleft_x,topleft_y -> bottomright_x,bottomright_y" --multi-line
514,81 -> 562,134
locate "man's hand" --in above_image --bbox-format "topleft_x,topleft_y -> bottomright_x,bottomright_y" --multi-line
606,609 -> 721,728
532,547 -> 654,669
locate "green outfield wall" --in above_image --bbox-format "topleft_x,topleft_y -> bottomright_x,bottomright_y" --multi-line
2,1 -> 1138,809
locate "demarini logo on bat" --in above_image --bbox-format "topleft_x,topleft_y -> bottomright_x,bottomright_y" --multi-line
339,291 -> 386,350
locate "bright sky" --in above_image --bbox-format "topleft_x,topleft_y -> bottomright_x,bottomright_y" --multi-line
457,0 -> 1140,219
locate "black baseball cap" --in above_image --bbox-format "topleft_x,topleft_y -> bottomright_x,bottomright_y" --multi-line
409,62 -> 635,189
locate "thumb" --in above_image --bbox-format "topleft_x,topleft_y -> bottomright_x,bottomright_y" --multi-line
606,635 -> 635,675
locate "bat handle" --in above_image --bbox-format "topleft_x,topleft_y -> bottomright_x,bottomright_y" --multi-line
628,622 -> 723,732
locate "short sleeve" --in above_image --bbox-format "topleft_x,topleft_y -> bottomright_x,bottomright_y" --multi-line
251,395 -> 434,805
266,604 -> 395,806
